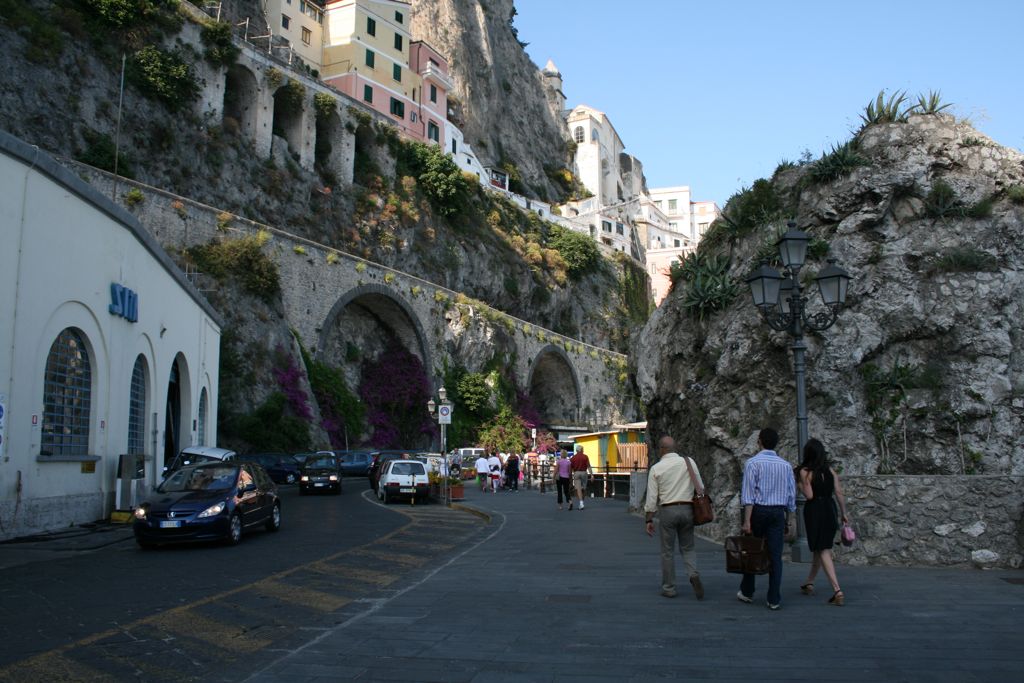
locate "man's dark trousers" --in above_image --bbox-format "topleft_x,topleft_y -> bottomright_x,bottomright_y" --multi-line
740,505 -> 786,606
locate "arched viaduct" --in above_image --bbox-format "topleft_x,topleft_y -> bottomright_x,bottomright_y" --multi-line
73,12 -> 633,433
79,169 -> 632,434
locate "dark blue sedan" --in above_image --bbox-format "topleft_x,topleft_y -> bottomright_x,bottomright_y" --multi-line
133,462 -> 281,547
239,452 -> 302,485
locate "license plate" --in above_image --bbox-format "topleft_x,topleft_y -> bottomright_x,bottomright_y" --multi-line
314,483 -> 324,487
159,520 -> 182,528
400,488 -> 415,493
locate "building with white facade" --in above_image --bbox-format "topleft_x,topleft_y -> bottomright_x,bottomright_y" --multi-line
0,131 -> 222,539
566,105 -> 627,209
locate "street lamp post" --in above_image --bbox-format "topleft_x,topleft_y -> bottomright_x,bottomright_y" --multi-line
426,386 -> 452,506
745,222 -> 852,562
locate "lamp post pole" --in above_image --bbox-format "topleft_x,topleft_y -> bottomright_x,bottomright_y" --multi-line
745,222 -> 851,562
427,386 -> 452,507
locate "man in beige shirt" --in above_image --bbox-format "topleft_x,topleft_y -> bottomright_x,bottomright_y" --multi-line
644,436 -> 705,599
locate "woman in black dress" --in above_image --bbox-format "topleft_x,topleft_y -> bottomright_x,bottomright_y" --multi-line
796,439 -> 849,605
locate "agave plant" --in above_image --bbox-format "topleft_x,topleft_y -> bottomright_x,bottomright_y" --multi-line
924,179 -> 961,218
807,140 -> 869,184
913,90 -> 953,115
682,271 -> 739,322
861,89 -> 911,125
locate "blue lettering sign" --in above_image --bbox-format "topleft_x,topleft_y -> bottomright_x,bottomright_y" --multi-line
109,283 -> 139,323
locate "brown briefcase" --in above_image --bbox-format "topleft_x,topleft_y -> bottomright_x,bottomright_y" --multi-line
725,535 -> 770,575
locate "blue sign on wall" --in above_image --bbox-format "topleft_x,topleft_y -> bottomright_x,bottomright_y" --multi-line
109,283 -> 139,322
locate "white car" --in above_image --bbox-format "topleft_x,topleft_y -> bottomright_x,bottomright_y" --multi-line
377,459 -> 430,503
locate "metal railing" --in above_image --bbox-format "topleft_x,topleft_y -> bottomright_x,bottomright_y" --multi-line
523,461 -> 647,501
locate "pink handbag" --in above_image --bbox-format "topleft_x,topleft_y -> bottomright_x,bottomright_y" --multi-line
840,522 -> 856,547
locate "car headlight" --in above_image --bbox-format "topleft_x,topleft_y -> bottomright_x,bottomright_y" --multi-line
301,475 -> 309,482
329,475 -> 338,481
133,507 -> 147,520
198,501 -> 226,518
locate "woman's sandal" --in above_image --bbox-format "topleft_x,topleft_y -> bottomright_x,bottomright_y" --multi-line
828,590 -> 845,606
800,583 -> 815,595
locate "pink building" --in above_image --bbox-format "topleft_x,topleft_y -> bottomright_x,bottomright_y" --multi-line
320,1 -> 452,146
409,41 -> 453,148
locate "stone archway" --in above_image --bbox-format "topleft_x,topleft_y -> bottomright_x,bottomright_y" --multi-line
317,284 -> 433,447
314,104 -> 345,186
272,83 -> 304,157
318,284 -> 431,383
223,64 -> 259,139
526,345 -> 581,426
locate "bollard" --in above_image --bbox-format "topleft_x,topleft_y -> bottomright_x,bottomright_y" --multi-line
540,461 -> 546,493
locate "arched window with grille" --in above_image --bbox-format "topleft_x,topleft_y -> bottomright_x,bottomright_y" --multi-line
127,355 -> 147,455
197,388 -> 208,446
41,328 -> 92,456
573,126 -> 584,144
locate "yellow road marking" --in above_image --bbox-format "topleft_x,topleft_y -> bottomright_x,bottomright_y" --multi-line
385,539 -> 456,552
308,561 -> 399,586
148,610 -> 273,653
350,547 -> 427,566
0,652 -> 119,683
254,579 -> 352,612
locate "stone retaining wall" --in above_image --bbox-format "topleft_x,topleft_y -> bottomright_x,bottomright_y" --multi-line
828,475 -> 1022,569
629,473 -> 1023,569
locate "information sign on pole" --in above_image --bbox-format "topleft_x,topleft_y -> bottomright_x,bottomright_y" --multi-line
438,404 -> 452,424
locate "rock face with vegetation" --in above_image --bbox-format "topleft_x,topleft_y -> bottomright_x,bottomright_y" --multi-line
0,0 -> 647,454
410,0 -> 571,202
638,106 -> 1024,525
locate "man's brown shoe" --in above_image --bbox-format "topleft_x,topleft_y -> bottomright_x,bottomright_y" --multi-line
690,575 -> 705,600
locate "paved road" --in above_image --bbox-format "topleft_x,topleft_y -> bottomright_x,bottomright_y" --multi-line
0,483 -> 488,682
2,484 -> 1022,681
248,486 -> 1024,683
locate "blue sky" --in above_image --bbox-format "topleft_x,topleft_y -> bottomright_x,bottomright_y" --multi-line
513,0 -> 1024,207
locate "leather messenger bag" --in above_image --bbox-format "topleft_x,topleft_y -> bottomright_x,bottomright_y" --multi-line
725,535 -> 770,575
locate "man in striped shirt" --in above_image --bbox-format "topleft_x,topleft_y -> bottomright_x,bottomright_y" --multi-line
737,427 -> 796,610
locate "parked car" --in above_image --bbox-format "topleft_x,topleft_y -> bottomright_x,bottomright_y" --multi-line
334,450 -> 373,478
376,459 -> 430,503
299,452 -> 342,495
133,462 -> 280,547
163,446 -> 236,477
368,450 -> 421,492
238,452 -> 302,485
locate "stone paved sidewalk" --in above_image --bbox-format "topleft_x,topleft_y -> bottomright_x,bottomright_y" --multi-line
248,487 -> 1024,682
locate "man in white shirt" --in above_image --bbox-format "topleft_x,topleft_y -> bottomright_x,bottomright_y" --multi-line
644,436 -> 705,599
474,454 -> 491,492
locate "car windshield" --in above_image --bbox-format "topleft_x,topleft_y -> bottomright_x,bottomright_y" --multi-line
306,456 -> 336,469
160,466 -> 238,493
390,462 -> 425,476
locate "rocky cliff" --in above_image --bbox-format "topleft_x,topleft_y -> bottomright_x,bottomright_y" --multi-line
410,0 -> 569,201
0,0 -> 644,452
637,114 -> 1024,521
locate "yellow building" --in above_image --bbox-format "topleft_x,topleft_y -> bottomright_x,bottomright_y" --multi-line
264,0 -> 327,70
569,422 -> 647,469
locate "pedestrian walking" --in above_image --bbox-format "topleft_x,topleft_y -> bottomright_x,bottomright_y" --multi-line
488,451 -> 503,493
570,444 -> 593,509
555,450 -> 573,509
737,427 -> 796,610
505,452 -> 520,491
474,453 -> 490,492
644,436 -> 705,599
796,438 -> 849,606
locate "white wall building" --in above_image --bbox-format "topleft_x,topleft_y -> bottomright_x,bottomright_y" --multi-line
567,105 -> 627,209
0,131 -> 222,539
